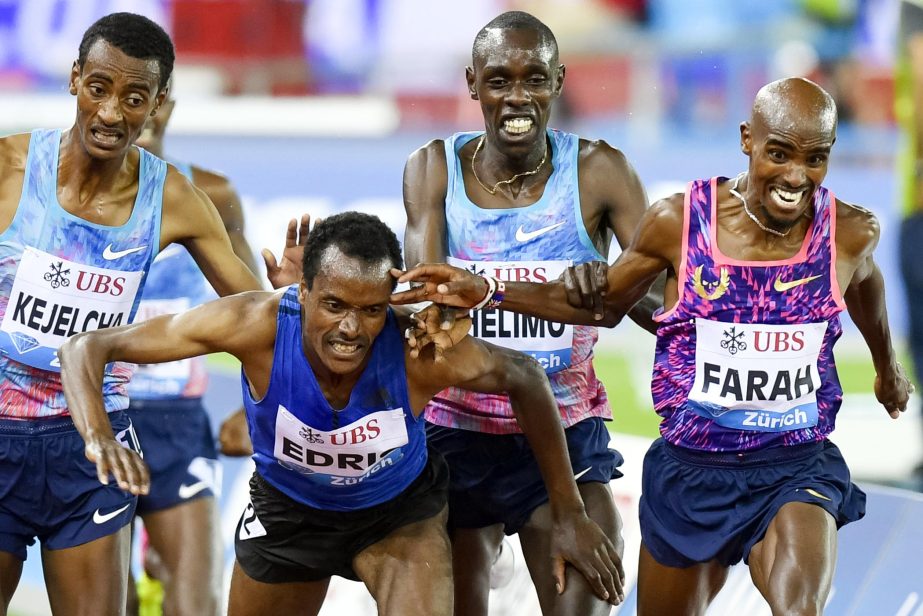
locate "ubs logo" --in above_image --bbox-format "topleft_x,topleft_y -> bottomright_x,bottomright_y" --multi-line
43,261 -> 70,289
720,326 -> 747,355
299,427 -> 325,444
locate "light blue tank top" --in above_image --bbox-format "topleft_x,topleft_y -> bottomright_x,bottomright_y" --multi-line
244,287 -> 427,511
425,129 -> 612,434
0,129 -> 164,418
128,160 -> 213,400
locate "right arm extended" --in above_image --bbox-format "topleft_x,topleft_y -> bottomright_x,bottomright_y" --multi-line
393,196 -> 682,327
59,292 -> 276,492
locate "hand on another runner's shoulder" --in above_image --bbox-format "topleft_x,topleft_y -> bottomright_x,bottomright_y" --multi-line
562,261 -> 609,321
85,437 -> 150,495
218,408 -> 254,456
875,361 -> 914,419
263,214 -> 314,289
391,263 -> 490,309
551,511 -> 625,605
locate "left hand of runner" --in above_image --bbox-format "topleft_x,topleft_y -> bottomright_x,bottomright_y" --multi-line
263,214 -> 314,289
218,408 -> 254,456
550,512 -> 624,605
404,303 -> 471,362
875,361 -> 914,419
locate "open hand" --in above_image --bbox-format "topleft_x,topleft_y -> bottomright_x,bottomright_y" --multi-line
551,512 -> 625,605
85,437 -> 150,495
263,214 -> 314,289
390,264 -> 489,309
405,304 -> 471,361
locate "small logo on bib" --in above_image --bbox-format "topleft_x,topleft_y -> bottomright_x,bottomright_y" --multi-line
43,262 -> 71,289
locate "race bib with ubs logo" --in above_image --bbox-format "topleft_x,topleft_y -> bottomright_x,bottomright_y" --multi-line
448,257 -> 573,374
0,246 -> 144,371
688,318 -> 828,432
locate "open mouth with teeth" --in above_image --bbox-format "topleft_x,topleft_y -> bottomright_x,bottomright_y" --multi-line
769,186 -> 807,211
503,117 -> 533,134
90,128 -> 123,147
330,341 -> 361,356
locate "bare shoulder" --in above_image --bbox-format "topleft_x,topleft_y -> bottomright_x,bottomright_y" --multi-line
0,133 -> 32,169
160,164 -> 214,241
834,197 -> 880,258
646,193 -> 686,230
190,165 -> 238,206
405,139 -> 448,180
577,137 -> 633,175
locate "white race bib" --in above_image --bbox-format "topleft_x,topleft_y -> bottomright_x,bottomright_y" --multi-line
0,247 -> 144,370
273,406 -> 408,481
448,257 -> 573,373
688,319 -> 827,432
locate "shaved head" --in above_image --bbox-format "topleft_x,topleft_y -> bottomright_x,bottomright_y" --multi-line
472,11 -> 558,67
751,78 -> 837,139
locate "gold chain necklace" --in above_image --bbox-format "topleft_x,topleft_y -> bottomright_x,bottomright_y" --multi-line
471,135 -> 547,195
729,173 -> 789,238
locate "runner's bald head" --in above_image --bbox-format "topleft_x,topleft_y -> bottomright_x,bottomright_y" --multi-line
750,78 -> 837,139
472,11 -> 558,67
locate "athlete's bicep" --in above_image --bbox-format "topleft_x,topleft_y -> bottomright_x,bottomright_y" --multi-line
403,141 -> 448,266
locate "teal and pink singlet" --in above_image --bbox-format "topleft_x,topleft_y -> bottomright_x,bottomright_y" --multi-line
424,129 -> 610,434
652,177 -> 846,452
0,129 -> 164,419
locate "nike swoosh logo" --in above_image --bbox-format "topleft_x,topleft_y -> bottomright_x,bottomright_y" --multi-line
103,244 -> 147,260
178,480 -> 210,500
773,274 -> 821,292
92,503 -> 131,525
515,221 -> 566,242
574,466 -> 592,481
799,488 -> 832,502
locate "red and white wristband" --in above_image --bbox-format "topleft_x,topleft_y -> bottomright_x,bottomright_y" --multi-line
472,276 -> 505,310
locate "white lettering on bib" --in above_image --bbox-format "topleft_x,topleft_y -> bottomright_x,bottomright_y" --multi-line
688,319 -> 828,432
448,257 -> 573,373
273,406 -> 409,482
0,247 -> 144,371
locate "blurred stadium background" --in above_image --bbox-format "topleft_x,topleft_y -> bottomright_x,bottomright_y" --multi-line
2,1 -> 921,614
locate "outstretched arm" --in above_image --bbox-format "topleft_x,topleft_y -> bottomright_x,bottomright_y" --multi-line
59,292 -> 274,492
839,206 -> 913,417
409,339 -> 624,605
393,196 -> 680,328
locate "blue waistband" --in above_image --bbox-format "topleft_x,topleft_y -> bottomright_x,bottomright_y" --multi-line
0,410 -> 127,436
126,397 -> 204,413
663,439 -> 825,468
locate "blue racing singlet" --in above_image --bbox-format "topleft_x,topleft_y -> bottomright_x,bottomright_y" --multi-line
0,129 -> 164,418
243,287 -> 427,511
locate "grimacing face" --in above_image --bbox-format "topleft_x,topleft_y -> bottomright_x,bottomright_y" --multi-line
467,27 -> 563,157
298,250 -> 393,379
69,39 -> 166,161
740,86 -> 836,229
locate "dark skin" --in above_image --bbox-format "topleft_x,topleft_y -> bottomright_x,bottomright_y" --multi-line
394,78 -> 913,615
0,39 -> 303,616
128,96 -> 261,616
59,246 -> 624,615
403,23 -> 648,616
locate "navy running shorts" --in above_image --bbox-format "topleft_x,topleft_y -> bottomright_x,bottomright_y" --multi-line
0,411 -> 140,560
426,416 -> 623,535
235,448 -> 449,583
127,398 -> 221,514
639,437 -> 866,568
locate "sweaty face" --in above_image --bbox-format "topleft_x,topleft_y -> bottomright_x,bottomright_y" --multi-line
69,39 -> 164,160
468,28 -> 562,154
741,112 -> 834,227
298,251 -> 393,378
